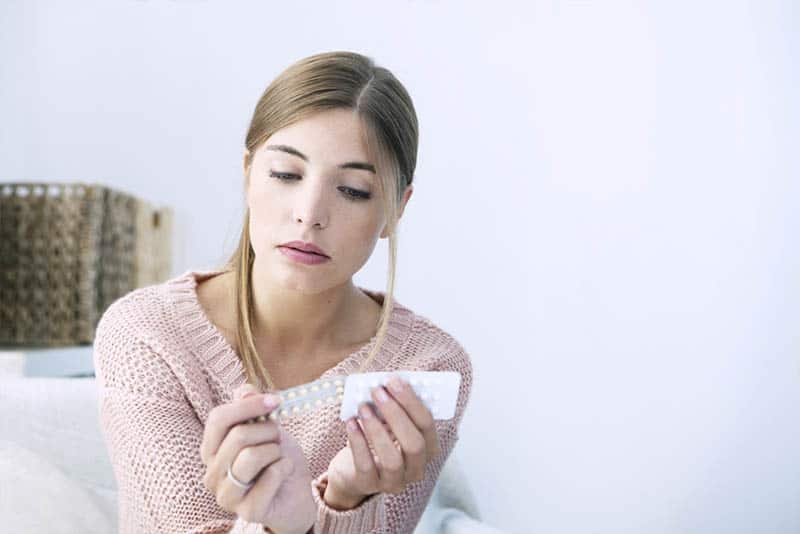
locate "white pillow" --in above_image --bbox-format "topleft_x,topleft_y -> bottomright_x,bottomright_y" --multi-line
0,439 -> 115,534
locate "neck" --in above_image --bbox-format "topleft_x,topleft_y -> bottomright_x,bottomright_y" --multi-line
248,259 -> 363,359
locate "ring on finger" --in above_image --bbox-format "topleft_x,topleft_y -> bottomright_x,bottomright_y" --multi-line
227,462 -> 255,490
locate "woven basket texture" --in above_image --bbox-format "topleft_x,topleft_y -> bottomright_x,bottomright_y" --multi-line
0,182 -> 172,347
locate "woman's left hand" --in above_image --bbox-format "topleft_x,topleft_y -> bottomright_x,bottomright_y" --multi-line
324,376 -> 442,509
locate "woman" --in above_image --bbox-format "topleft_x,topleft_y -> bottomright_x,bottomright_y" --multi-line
93,50 -> 473,533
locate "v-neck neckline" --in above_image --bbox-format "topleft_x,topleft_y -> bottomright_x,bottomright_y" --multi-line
164,269 -> 415,397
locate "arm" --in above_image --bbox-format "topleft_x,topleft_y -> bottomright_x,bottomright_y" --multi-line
93,305 -> 266,534
307,340 -> 474,534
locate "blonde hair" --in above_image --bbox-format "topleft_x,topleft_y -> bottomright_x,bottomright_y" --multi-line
220,51 -> 418,392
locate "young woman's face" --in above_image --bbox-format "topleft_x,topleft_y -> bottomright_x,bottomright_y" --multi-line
244,108 -> 411,293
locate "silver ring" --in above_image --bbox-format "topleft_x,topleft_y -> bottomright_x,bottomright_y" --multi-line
227,463 -> 255,491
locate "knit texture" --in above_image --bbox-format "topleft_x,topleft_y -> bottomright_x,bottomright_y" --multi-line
92,269 -> 473,534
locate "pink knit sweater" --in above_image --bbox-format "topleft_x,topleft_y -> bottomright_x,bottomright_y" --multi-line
92,269 -> 473,534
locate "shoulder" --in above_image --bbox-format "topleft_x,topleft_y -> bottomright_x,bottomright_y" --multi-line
393,305 -> 474,385
94,271 -> 185,350
92,271 -> 195,397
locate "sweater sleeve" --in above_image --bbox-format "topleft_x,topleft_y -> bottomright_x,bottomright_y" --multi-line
307,338 -> 474,534
92,302 -> 266,534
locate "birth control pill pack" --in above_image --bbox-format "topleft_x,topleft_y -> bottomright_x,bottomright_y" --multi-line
258,371 -> 461,424
339,371 -> 461,421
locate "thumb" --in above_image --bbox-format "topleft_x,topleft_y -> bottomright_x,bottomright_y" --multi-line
234,382 -> 262,401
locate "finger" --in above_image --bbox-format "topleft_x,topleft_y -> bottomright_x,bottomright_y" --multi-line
236,457 -> 294,520
386,376 -> 441,458
216,441 -> 282,509
234,382 -> 262,401
210,419 -> 282,489
344,417 -> 379,484
237,384 -> 273,424
201,393 -> 282,466
358,403 -> 405,493
370,385 -> 427,483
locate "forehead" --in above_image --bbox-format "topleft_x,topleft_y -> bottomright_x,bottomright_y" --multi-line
260,109 -> 371,162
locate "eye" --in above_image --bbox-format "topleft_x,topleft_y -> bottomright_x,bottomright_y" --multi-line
339,187 -> 371,200
270,170 -> 371,201
269,171 -> 299,181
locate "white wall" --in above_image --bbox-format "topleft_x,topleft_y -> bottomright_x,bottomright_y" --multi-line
2,1 -> 798,532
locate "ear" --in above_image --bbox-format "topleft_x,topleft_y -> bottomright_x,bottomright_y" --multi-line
380,184 -> 414,239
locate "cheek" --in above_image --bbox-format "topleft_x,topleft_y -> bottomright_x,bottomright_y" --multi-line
336,213 -> 384,264
341,209 -> 383,243
247,192 -> 282,254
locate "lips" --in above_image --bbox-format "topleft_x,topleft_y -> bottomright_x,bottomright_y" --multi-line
279,240 -> 329,258
278,245 -> 331,265
287,246 -> 323,256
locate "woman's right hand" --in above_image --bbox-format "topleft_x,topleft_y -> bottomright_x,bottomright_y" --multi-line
200,383 -> 316,534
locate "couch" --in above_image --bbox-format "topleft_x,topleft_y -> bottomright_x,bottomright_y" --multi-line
0,375 -> 505,534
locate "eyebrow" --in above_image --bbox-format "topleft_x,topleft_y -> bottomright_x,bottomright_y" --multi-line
265,144 -> 376,174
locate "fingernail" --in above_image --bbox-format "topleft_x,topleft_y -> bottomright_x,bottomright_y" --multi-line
388,376 -> 405,393
373,387 -> 389,403
242,391 -> 258,399
359,403 -> 373,419
263,394 -> 281,408
346,419 -> 358,432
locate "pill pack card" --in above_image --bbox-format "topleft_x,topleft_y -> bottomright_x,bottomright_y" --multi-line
340,371 -> 461,421
260,371 -> 462,423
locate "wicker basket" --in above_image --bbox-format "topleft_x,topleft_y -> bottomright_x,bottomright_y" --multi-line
0,182 -> 173,347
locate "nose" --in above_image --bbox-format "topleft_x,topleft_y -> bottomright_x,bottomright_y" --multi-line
292,177 -> 329,229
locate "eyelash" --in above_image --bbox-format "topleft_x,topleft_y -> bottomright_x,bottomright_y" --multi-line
269,171 -> 371,201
